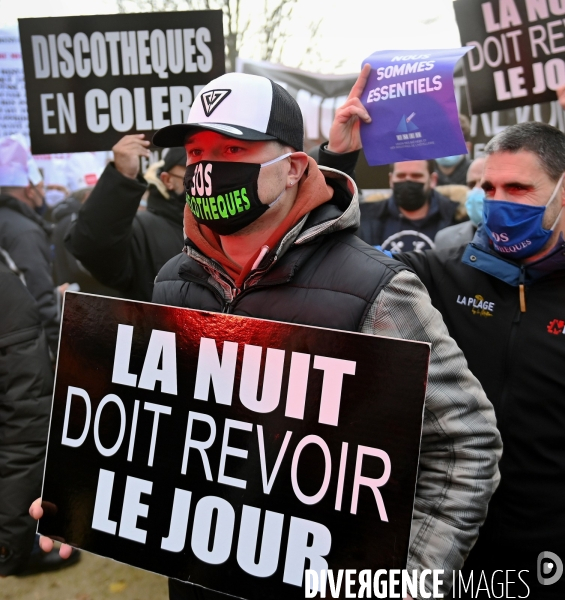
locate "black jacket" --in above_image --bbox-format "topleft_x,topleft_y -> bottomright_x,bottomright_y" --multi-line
397,230 -> 565,547
358,190 -> 461,251
0,252 -> 53,575
52,196 -> 121,296
154,227 -> 406,329
0,194 -> 59,352
65,163 -> 185,301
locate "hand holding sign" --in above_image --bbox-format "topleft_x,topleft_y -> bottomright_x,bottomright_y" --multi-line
113,134 -> 151,180
327,63 -> 372,154
29,498 -> 73,558
358,48 -> 470,166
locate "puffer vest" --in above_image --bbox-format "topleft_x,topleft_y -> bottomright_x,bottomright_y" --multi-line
153,229 -> 410,333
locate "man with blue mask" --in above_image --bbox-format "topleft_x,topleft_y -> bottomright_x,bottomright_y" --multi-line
408,122 -> 565,599
434,157 -> 486,250
323,69 -> 565,597
31,70 -> 502,600
405,122 -> 565,600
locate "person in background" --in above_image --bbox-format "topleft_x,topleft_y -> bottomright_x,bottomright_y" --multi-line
0,136 -> 61,354
321,150 -> 463,252
0,248 -> 79,576
434,157 -> 486,250
51,187 -> 120,297
434,114 -> 472,186
65,139 -> 187,301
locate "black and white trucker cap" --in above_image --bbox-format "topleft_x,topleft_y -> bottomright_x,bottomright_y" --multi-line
152,73 -> 304,151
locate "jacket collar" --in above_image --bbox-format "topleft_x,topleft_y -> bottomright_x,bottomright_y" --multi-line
462,226 -> 565,286
0,193 -> 53,235
146,185 -> 184,225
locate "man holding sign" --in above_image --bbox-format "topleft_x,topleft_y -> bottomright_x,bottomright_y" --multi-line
32,71 -> 501,599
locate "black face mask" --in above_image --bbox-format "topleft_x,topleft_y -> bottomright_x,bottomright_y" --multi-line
183,154 -> 290,236
393,181 -> 429,212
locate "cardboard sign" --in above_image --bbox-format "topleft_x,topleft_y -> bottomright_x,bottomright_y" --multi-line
39,293 -> 429,599
0,27 -> 29,140
18,12 -> 224,154
359,48 -> 471,166
454,0 -> 565,114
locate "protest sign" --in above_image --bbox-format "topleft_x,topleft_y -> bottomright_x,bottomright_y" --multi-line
39,292 -> 429,599
454,0 -> 565,114
18,12 -> 224,154
359,48 -> 471,166
0,26 -> 29,140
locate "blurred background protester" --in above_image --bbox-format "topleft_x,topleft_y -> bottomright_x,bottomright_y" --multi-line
0,135 -> 63,354
35,152 -> 104,222
65,135 -> 186,301
433,114 -> 472,186
320,140 -> 467,252
434,156 -> 486,250
51,187 -> 121,297
0,248 -> 54,575
357,159 -> 465,252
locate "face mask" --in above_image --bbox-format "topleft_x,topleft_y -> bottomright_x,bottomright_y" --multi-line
393,181 -> 429,212
45,189 -> 67,207
483,174 -> 564,259
465,187 -> 485,227
184,153 -> 291,236
436,155 -> 464,168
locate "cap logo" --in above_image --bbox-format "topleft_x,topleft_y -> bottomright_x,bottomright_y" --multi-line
201,89 -> 231,117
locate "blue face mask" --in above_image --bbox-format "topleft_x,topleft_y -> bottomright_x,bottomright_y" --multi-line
483,174 -> 564,259
436,155 -> 464,168
465,187 -> 485,227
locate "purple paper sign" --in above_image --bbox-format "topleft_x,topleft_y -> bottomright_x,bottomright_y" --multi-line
360,48 -> 471,166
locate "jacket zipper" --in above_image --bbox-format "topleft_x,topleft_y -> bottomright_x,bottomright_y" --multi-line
498,275 -> 525,425
518,265 -> 527,312
223,287 -> 239,313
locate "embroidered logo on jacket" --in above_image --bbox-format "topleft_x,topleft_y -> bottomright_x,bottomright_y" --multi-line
547,319 -> 565,335
456,294 -> 495,317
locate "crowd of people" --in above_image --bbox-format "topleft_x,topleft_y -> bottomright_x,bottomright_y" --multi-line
1,64 -> 564,600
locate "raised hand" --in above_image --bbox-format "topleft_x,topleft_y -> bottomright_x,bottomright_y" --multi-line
113,134 -> 151,179
328,63 -> 372,154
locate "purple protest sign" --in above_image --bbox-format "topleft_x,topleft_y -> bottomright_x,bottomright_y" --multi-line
360,48 -> 471,166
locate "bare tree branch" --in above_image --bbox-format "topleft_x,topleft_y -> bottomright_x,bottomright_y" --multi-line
113,0 -> 337,74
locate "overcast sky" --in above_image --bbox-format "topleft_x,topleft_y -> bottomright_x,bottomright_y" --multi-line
0,0 -> 462,73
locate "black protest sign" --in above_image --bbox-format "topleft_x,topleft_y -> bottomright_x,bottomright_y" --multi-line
18,12 -> 224,154
454,0 -> 565,114
40,293 -> 429,599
